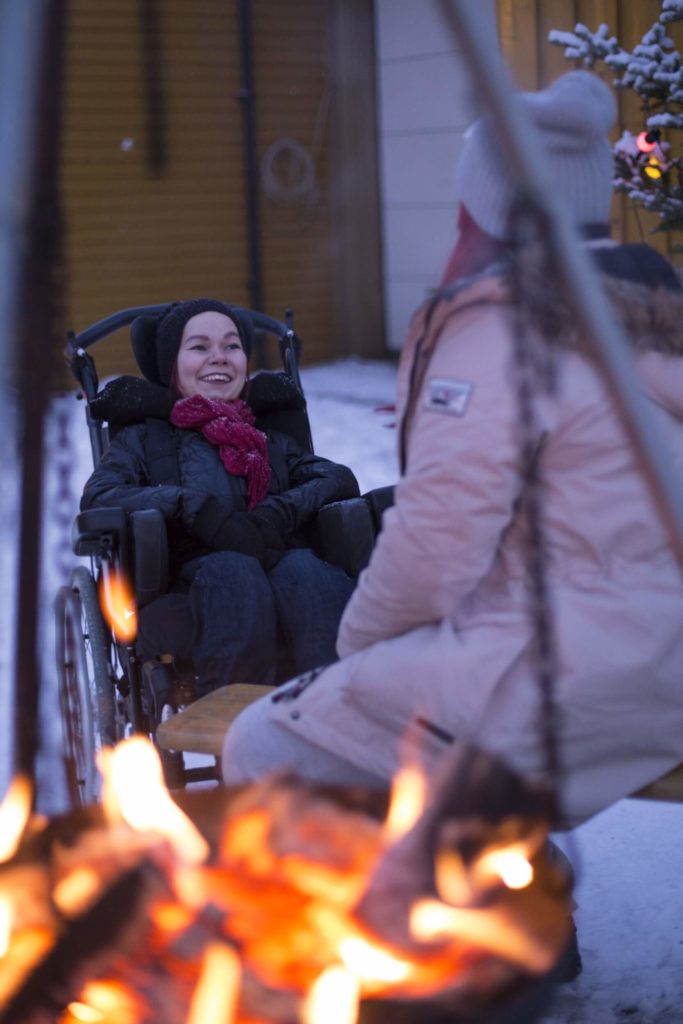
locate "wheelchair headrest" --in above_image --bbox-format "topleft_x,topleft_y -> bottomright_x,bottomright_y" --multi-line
89,370 -> 304,427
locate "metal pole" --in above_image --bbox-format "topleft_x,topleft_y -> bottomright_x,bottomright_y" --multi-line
438,0 -> 683,568
8,0 -> 66,796
0,0 -> 52,797
0,2 -> 49,375
237,0 -> 267,368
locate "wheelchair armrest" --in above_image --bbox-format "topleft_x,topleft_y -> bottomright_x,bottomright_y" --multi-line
363,485 -> 395,532
130,509 -> 169,608
72,507 -> 128,556
311,497 -> 376,578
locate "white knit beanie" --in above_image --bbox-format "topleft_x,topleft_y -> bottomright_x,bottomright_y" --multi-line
454,71 -> 617,240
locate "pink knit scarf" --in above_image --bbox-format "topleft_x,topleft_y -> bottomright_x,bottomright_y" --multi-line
170,396 -> 271,510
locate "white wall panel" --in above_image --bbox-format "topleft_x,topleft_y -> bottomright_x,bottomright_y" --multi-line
374,0 -> 499,349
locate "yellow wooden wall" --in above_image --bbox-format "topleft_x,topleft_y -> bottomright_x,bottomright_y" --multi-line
61,0 -> 248,381
496,0 -> 683,256
60,0 -> 380,383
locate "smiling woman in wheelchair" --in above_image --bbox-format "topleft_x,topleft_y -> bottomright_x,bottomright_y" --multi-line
80,298 -> 359,697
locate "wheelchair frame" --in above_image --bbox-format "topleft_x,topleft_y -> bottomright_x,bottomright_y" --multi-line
55,303 -> 313,807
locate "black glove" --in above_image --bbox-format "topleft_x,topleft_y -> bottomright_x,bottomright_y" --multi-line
193,496 -> 265,560
250,508 -> 287,570
89,376 -> 174,424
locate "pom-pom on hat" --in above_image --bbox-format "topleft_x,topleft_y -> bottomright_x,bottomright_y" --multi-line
454,70 -> 617,241
132,298 -> 255,387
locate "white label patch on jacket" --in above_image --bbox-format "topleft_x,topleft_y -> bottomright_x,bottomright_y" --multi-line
424,377 -> 474,417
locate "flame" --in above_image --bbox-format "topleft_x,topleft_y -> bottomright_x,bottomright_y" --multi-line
302,966 -> 360,1024
383,763 -> 427,842
186,943 -> 240,1024
61,980 -> 139,1024
0,776 -> 32,863
410,898 -> 556,972
0,753 -> 570,1019
99,738 -> 209,865
480,848 -> 534,890
53,867 -> 102,917
63,1003 -> 103,1022
150,899 -> 196,934
98,568 -> 137,643
338,938 -> 413,985
435,828 -> 543,906
0,897 -> 11,958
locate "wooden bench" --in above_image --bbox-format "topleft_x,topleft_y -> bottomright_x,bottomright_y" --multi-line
156,684 -> 683,803
156,683 -> 277,759
632,764 -> 683,802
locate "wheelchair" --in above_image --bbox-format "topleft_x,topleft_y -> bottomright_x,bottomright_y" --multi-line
55,302 -> 393,808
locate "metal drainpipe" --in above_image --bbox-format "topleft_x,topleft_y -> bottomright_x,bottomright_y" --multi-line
237,0 -> 267,368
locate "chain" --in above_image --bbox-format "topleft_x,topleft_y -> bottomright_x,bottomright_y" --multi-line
508,219 -> 564,822
51,397 -> 78,586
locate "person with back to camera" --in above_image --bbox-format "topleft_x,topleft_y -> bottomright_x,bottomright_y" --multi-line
222,72 -> 683,830
81,299 -> 359,697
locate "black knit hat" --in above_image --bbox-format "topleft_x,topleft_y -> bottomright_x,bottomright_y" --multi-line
132,299 -> 254,387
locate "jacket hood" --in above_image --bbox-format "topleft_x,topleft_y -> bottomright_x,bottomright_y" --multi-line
518,240 -> 683,422
515,241 -> 683,356
435,241 -> 683,422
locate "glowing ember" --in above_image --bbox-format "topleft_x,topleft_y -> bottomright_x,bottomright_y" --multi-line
302,966 -> 360,1024
482,848 -> 534,890
338,937 -> 413,984
61,980 -> 139,1024
186,943 -> 240,1024
410,898 -> 558,971
383,764 -> 427,842
53,867 -> 102,917
63,1002 -> 103,1022
0,746 -> 572,1021
99,738 -> 209,865
150,899 -> 196,935
98,567 -> 137,643
0,776 -> 32,863
0,897 -> 11,958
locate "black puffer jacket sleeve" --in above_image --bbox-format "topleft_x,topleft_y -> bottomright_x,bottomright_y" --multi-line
254,430 -> 360,536
80,424 -> 184,519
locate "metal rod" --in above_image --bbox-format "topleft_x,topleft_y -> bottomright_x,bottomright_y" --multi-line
12,0 -> 67,793
237,0 -> 266,367
438,0 -> 683,569
0,0 -> 52,799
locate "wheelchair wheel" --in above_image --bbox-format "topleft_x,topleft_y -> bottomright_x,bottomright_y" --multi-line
55,566 -> 117,807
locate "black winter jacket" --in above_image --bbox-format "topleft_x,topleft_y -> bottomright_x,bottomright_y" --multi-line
81,419 -> 360,574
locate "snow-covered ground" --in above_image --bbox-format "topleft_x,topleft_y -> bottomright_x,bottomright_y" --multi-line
3,356 -> 683,1022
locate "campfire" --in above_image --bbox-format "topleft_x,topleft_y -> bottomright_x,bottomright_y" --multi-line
0,731 -> 572,1024
0,568 -> 573,1022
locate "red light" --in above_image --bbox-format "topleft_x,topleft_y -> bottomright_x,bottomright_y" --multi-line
637,131 -> 656,154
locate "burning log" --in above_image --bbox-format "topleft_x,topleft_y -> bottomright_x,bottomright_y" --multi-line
0,740 -> 572,1024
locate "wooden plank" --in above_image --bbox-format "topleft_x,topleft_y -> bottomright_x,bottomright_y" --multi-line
327,0 -> 385,359
497,0 -> 540,90
155,683 -> 277,757
538,0 -> 578,86
156,680 -> 683,806
632,763 -> 683,803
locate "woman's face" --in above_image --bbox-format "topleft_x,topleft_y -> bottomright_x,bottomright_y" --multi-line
175,311 -> 248,401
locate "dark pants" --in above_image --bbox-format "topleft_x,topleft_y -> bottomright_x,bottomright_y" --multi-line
137,549 -> 354,695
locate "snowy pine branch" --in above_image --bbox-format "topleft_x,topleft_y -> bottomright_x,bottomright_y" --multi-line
549,2 -> 683,240
660,0 -> 683,25
547,23 -> 621,69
